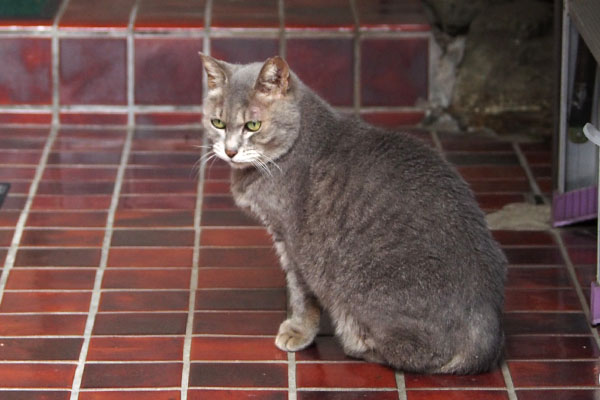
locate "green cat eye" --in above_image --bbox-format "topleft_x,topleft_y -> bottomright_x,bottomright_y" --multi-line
211,118 -> 226,129
245,121 -> 262,132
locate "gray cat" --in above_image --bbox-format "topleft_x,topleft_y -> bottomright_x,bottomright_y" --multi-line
199,54 -> 506,374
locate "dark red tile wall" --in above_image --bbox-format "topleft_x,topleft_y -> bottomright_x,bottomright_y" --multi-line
211,0 -> 279,30
356,0 -> 430,32
361,38 -> 429,107
211,38 -> 279,65
134,38 -> 203,105
135,0 -> 206,30
60,38 -> 127,105
287,38 -> 354,106
0,38 -> 52,105
60,0 -> 136,29
0,0 -> 432,121
285,0 -> 355,31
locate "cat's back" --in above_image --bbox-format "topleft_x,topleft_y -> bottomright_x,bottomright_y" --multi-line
293,117 -> 505,294
304,118 -> 479,224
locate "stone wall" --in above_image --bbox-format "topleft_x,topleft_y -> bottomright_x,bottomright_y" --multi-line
423,0 -> 555,136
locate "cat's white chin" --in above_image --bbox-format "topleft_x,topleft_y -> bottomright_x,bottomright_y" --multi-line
227,159 -> 254,169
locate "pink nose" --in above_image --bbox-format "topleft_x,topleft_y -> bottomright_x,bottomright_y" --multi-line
225,149 -> 238,158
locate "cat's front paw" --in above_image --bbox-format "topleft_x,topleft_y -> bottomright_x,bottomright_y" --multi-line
275,319 -> 317,352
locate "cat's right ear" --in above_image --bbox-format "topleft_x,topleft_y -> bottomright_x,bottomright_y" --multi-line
254,56 -> 290,99
199,53 -> 228,94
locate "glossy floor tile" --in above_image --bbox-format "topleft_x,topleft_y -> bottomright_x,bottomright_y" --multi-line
0,121 -> 596,400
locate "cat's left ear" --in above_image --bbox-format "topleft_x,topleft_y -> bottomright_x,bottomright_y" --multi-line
199,52 -> 230,94
254,56 -> 290,98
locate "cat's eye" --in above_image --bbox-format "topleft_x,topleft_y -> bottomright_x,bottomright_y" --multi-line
211,118 -> 226,129
245,121 -> 262,132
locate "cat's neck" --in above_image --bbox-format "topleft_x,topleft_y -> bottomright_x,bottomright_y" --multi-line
297,88 -> 344,142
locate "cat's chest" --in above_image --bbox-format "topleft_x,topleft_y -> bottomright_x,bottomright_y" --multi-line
231,171 -> 289,229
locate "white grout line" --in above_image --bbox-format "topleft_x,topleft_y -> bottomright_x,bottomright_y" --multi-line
430,130 -> 444,154
492,139 -> 528,400
68,126 -> 134,400
0,104 -> 423,116
349,0 -> 360,115
78,388 -> 181,392
0,28 -> 54,37
501,361 -> 518,400
0,105 -> 53,114
552,231 -> 600,350
512,142 -> 547,203
60,104 -> 204,113
0,386 -> 533,393
0,126 -> 58,306
194,29 -> 281,39
426,31 -> 434,105
51,0 -> 71,125
0,332 -> 594,340
513,139 -> 600,348
278,0 -> 286,58
178,3 -> 212,398
296,387 -> 402,392
395,371 -> 408,400
1,25 -> 428,39
287,352 -> 297,400
127,0 -> 141,127
512,137 -> 600,392
359,30 -> 431,40
180,127 -> 207,400
203,0 -> 213,63
284,30 -> 355,39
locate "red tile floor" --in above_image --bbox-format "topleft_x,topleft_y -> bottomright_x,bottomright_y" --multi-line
0,0 -> 599,399
0,122 -> 599,399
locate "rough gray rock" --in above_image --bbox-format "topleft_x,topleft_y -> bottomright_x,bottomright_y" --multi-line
422,0 -> 508,36
448,0 -> 555,136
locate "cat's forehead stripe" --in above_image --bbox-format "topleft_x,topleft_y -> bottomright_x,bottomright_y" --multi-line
249,106 -> 261,120
235,111 -> 245,125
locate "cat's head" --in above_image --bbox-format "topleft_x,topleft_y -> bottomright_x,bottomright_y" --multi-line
199,54 -> 301,170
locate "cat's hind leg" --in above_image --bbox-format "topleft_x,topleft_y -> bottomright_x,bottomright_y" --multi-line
331,308 -> 385,364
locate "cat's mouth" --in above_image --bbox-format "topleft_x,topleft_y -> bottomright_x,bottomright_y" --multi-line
227,160 -> 253,169
218,155 -> 253,169
212,144 -> 271,172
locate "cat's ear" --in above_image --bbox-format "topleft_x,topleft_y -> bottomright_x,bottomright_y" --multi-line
254,56 -> 290,98
199,53 -> 229,94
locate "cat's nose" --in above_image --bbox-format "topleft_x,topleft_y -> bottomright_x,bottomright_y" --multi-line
225,148 -> 238,159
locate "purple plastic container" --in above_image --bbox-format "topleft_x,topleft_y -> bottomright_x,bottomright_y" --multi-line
592,282 -> 600,325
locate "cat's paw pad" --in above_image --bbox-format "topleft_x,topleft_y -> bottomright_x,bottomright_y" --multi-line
275,319 -> 316,352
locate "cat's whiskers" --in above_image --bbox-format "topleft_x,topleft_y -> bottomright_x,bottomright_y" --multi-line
250,157 -> 273,178
212,142 -> 229,162
245,149 -> 281,174
255,158 -> 274,178
206,152 -> 221,176
191,146 -> 209,175
191,148 -> 220,179
191,156 -> 205,179
257,152 -> 282,174
198,149 -> 218,166
245,150 -> 275,178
